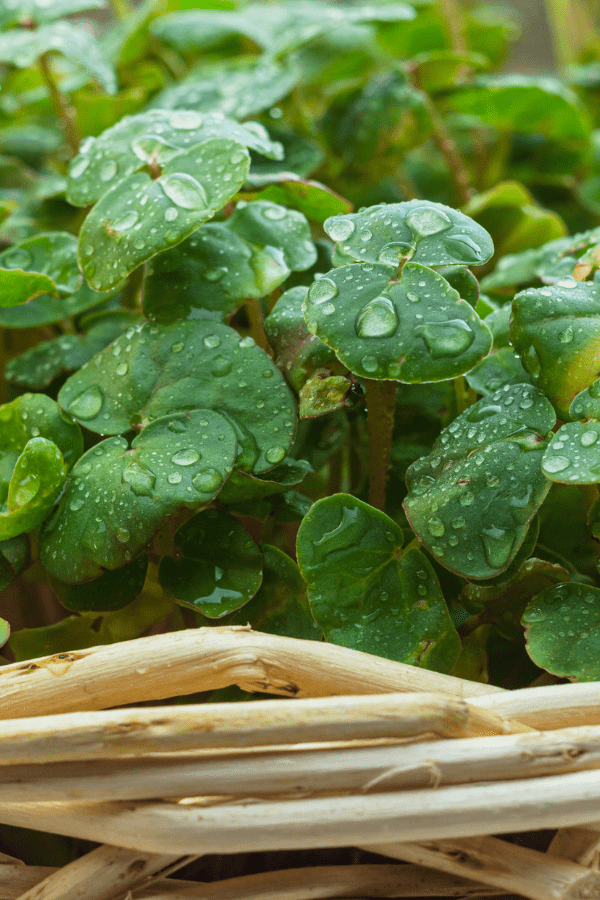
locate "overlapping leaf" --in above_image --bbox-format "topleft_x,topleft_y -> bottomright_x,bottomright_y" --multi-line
541,379 -> 600,484
303,261 -> 492,381
404,384 -> 556,579
78,138 -> 250,291
144,200 -> 316,323
51,554 -> 148,613
0,0 -> 106,28
296,493 -> 460,669
324,200 -> 494,269
67,110 -> 283,208
58,320 -> 297,474
0,534 -> 28,591
159,509 -> 262,617
0,233 -> 80,307
510,276 -> 600,418
0,280 -> 110,329
39,409 -> 237,582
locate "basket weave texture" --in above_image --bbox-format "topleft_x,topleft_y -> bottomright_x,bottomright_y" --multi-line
0,625 -> 600,900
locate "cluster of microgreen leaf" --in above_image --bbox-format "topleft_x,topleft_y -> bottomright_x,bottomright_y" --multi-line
3,0 -> 600,691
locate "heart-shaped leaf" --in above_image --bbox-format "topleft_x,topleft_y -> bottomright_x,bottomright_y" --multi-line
296,493 -> 460,669
159,509 -> 262,617
5,313 -> 140,390
324,201 -> 494,269
264,286 -> 338,391
78,138 -> 250,291
0,280 -> 110,329
510,276 -> 600,418
0,393 -> 83,471
218,544 -> 323,640
67,110 -> 282,208
253,178 -> 352,223
303,261 -> 492,381
58,320 -> 297,474
51,554 -> 148,613
143,200 -> 316,324
0,534 -> 28,591
151,58 -> 300,120
39,408 -> 238,582
404,384 -> 556,579
0,22 -> 116,93
0,438 -> 67,541
523,582 -> 600,681
0,233 -> 80,307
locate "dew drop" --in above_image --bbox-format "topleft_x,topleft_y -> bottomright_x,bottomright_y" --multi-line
519,396 -> 534,409
355,295 -> 399,338
172,449 -> 201,466
122,462 -> 156,497
100,160 -> 117,182
308,278 -> 338,304
170,110 -> 203,130
322,302 -> 336,315
111,211 -> 139,232
326,217 -> 355,241
160,173 -> 207,210
407,292 -> 420,303
526,345 -> 542,379
263,205 -> 286,220
69,496 -> 85,512
416,320 -> 474,359
427,517 -> 445,537
192,468 -> 224,493
460,491 -> 475,507
377,242 -> 414,266
171,342 -> 184,353
481,526 -> 515,569
443,234 -> 482,263
168,472 -> 183,484
204,267 -> 227,282
116,362 -> 128,376
70,156 -> 89,178
452,516 -> 466,529
581,430 -> 598,447
558,326 -> 574,344
361,355 -> 379,373
116,528 -> 130,544
68,385 -> 104,420
165,207 -> 178,222
406,205 -> 452,236
204,334 -> 221,349
265,445 -> 286,464
211,356 -> 232,377
522,608 -> 547,624
543,455 -> 571,473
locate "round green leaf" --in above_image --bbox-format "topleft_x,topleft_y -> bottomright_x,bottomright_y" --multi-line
404,384 -> 556,579
523,582 -> 600,681
58,320 -> 297,474
221,544 -> 323,640
67,110 -> 282,208
0,280 -> 110,329
159,509 -> 262,617
0,22 -> 116,93
253,178 -> 352,223
296,493 -> 460,670
78,138 -> 250,291
542,422 -> 600,484
0,393 -> 83,471
51,554 -> 148,613
0,438 -> 67,541
39,409 -> 238,583
144,201 -> 316,324
510,276 -> 600,419
0,233 -> 80,307
569,379 -> 600,421
303,261 -> 492,382
323,201 -> 494,269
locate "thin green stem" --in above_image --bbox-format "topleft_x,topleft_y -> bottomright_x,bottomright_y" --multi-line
244,299 -> 271,354
454,376 -> 467,416
436,0 -> 467,54
544,0 -> 593,67
38,52 -> 80,155
422,95 -> 473,205
365,378 -> 398,512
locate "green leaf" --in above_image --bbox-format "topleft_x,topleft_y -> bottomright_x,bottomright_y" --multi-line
67,110 -> 282,208
510,277 -> 600,419
404,384 -> 556,579
0,617 -> 9,650
542,421 -> 600,484
217,457 -> 313,503
541,485 -> 600,578
151,57 -> 300,120
296,494 -> 460,670
299,373 -> 360,419
159,509 -> 262,617
466,347 -> 532,396
303,261 -> 492,382
291,410 -> 349,472
0,534 -> 28,591
253,178 -> 352,223
324,201 -> 494,269
247,127 -> 324,184
51,554 -> 148,613
5,313 -> 140,390
144,201 -> 317,324
152,2 -> 415,56
39,408 -> 238,583
264,286 -> 338,392
0,0 -> 107,28
523,582 -> 600,681
9,590 -> 175,661
448,75 -> 591,141
0,393 -> 83,469
0,22 -> 116,93
0,280 -> 109,329
58,320 -> 297,474
221,544 -> 323,640
78,138 -> 250,291
0,232 -> 80,307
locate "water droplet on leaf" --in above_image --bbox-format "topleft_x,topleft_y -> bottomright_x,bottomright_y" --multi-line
406,206 -> 452,236
68,385 -> 104,420
171,449 -> 201,466
326,218 -> 355,241
355,296 -> 399,338
160,173 -> 207,210
416,320 -> 474,358
308,278 -> 338,304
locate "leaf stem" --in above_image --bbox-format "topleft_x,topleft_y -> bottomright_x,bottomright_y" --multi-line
38,52 -> 80,156
437,0 -> 468,53
423,95 -> 472,205
365,378 -> 398,512
543,0 -> 593,67
108,0 -> 132,20
244,299 -> 271,354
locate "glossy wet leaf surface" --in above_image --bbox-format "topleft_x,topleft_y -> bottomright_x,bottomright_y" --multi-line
217,457 -> 312,503
39,409 -> 237,583
303,261 -> 492,382
404,384 -> 556,579
0,0 -> 106,27
323,200 -> 494,269
160,509 -> 262,617
523,582 -> 600,681
542,421 -> 600,484
510,277 -> 600,418
51,554 -> 148,613
466,346 -> 532,395
220,544 -> 323,640
58,320 -> 297,474
253,178 -> 352,223
296,494 -> 460,669
78,138 -> 250,291
144,200 -> 316,323
0,233 -> 80,307
0,21 -> 116,93
67,110 -> 282,207
0,392 -> 83,472
299,373 -> 359,418
0,281 -> 110,329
